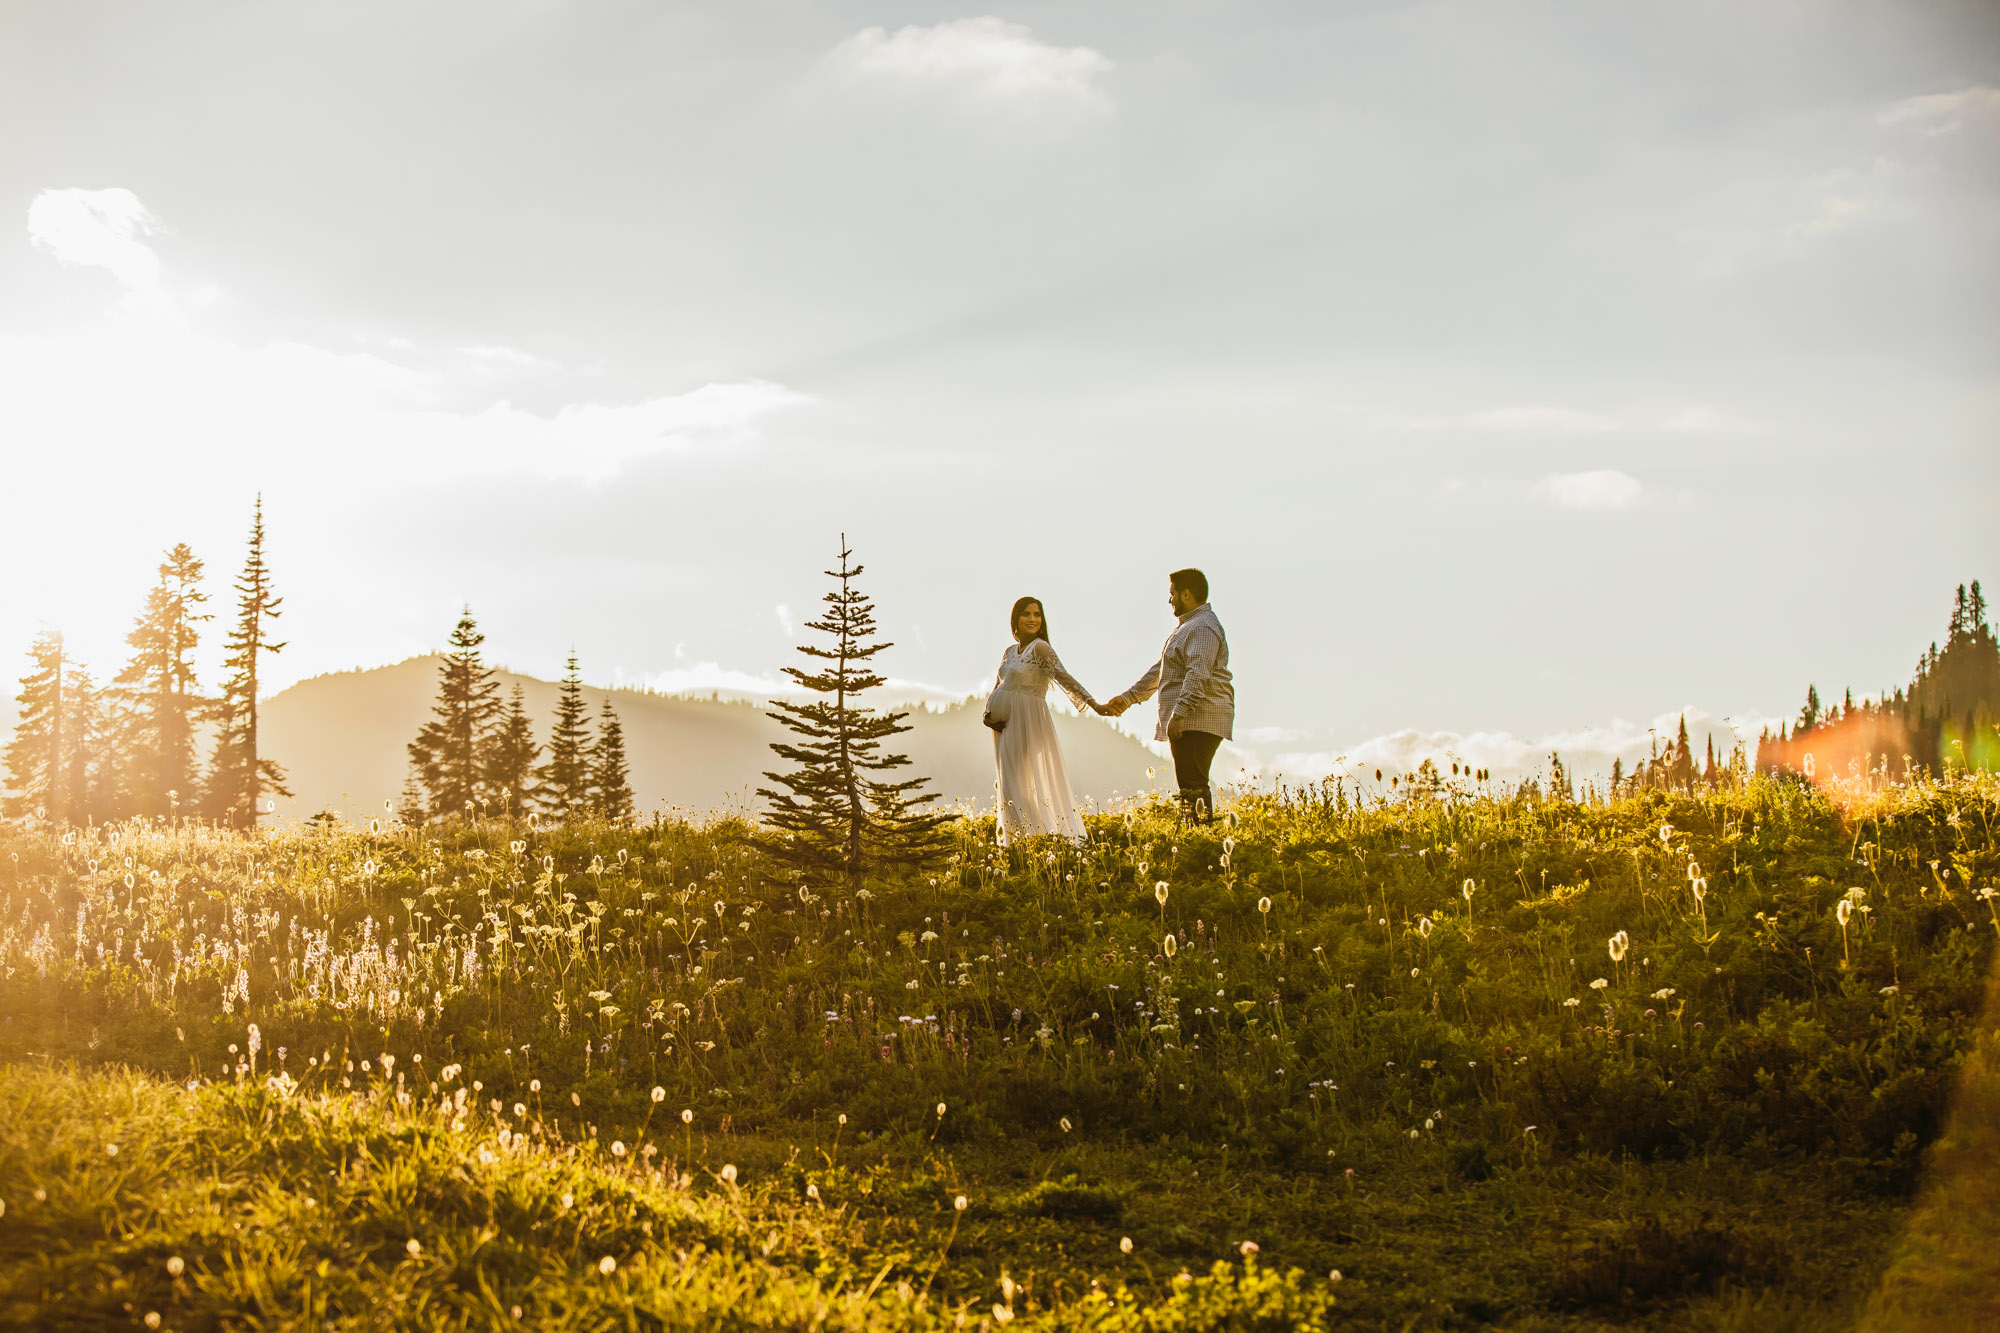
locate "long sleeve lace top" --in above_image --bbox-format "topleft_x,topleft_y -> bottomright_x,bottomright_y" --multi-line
993,638 -> 1095,712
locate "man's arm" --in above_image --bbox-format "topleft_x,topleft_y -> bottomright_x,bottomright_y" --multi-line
1110,660 -> 1162,715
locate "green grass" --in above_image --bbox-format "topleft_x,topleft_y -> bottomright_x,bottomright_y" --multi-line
1,769 -> 1995,1328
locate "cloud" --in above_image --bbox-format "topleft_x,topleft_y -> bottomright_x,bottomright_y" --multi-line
1658,405 -> 1767,434
1231,705 -> 1785,787
1878,86 -> 2000,136
1532,469 -> 1647,509
10,188 -> 809,485
824,17 -> 1113,112
1404,405 -> 1619,433
774,605 -> 793,636
26,187 -> 163,294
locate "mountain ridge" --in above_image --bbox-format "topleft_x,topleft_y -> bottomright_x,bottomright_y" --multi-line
257,656 -> 1165,823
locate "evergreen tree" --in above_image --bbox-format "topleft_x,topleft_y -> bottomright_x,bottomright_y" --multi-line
396,763 -> 429,828
484,683 -> 541,816
757,537 -> 948,892
1796,684 -> 1822,734
534,653 -> 593,819
4,633 -> 70,822
407,609 -> 501,820
112,544 -> 211,818
1670,715 -> 1694,790
205,497 -> 290,828
61,665 -> 112,822
589,699 -> 635,821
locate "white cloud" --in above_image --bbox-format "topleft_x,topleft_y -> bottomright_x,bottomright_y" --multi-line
26,188 -> 163,293
1658,405 -> 1767,434
1532,469 -> 1647,510
9,188 -> 808,486
1878,86 -> 2000,136
1231,705 -> 1784,787
825,17 -> 1113,111
775,605 -> 794,636
1403,405 -> 1619,433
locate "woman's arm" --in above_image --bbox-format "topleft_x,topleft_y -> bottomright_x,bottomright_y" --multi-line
1030,639 -> 1095,712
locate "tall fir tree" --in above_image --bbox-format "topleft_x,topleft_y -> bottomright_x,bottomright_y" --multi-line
61,665 -> 111,823
535,653 -> 593,819
757,538 -> 948,892
407,609 -> 501,820
589,699 -> 635,821
112,544 -> 210,818
205,497 -> 291,828
485,683 -> 541,816
4,632 -> 70,822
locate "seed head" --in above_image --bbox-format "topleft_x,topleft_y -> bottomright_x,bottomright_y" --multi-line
1155,881 -> 1169,905
598,1256 -> 617,1275
681,1108 -> 694,1124
651,1086 -> 666,1103
406,1239 -> 422,1258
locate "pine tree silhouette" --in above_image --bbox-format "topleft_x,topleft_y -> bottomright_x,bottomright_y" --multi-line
485,684 -> 541,817
113,544 -> 211,819
535,653 -> 593,819
589,699 -> 635,821
4,632 -> 70,822
757,537 -> 948,892
206,498 -> 290,828
407,609 -> 501,821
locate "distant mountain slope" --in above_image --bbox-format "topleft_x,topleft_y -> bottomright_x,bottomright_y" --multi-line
258,658 -> 1163,822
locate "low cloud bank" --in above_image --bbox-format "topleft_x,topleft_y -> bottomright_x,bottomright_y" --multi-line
1218,705 -> 1785,788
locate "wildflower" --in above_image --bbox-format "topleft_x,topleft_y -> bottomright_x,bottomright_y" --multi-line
721,1164 -> 737,1183
807,1183 -> 821,1201
1659,824 -> 1674,845
530,1080 -> 541,1093
955,1195 -> 968,1211
1410,967 -> 1420,977
598,1256 -> 617,1275
1329,1269 -> 1343,1282
1417,916 -> 1431,937
1258,896 -> 1272,915
611,1141 -> 626,1157
1651,988 -> 1676,1000
1060,1117 -> 1072,1132
406,1239 -> 422,1258
166,1257 -> 184,1277
560,1192 -> 574,1209
1609,930 -> 1629,962
936,1102 -> 947,1118
1155,881 -> 1170,905
1163,935 -> 1177,958
106,1143 -> 119,1157
1880,984 -> 1899,995
1589,978 -> 1608,990
1120,1237 -> 1134,1253
513,1103 -> 525,1118
1563,998 -> 1581,1008
993,1306 -> 1013,1323
651,1086 -> 666,1102
1240,1240 -> 1260,1256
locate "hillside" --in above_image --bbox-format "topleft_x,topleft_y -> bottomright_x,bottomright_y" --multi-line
258,658 -> 1162,822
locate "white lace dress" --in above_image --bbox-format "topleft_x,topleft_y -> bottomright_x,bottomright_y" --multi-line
989,638 -> 1094,842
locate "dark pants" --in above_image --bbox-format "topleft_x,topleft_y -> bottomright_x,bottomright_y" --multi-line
1170,730 -> 1224,825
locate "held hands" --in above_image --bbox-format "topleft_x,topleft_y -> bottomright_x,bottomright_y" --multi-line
1093,697 -> 1129,717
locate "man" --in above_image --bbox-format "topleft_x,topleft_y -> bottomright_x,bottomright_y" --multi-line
1101,568 -> 1234,825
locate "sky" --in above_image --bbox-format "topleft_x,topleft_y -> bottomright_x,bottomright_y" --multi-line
2,0 -> 1996,785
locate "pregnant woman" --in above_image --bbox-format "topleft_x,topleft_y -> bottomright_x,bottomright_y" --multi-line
984,596 -> 1098,842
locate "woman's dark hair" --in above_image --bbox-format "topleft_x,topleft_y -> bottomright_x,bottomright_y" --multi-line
1010,596 -> 1050,646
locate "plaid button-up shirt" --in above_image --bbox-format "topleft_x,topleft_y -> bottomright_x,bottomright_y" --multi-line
1118,603 -> 1234,742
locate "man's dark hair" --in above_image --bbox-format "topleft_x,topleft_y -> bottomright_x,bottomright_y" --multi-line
1169,568 -> 1208,604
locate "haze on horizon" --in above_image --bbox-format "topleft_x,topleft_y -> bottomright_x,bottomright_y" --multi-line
2,1 -> 1995,785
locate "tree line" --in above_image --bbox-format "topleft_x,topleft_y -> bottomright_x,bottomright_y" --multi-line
397,611 -> 634,825
1758,580 -> 2000,778
3,499 -> 288,827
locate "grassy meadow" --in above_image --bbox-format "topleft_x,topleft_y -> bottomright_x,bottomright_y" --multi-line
2,770 -> 1996,1330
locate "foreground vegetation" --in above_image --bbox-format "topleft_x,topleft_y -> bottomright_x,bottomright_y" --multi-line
2,769 -> 1996,1329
